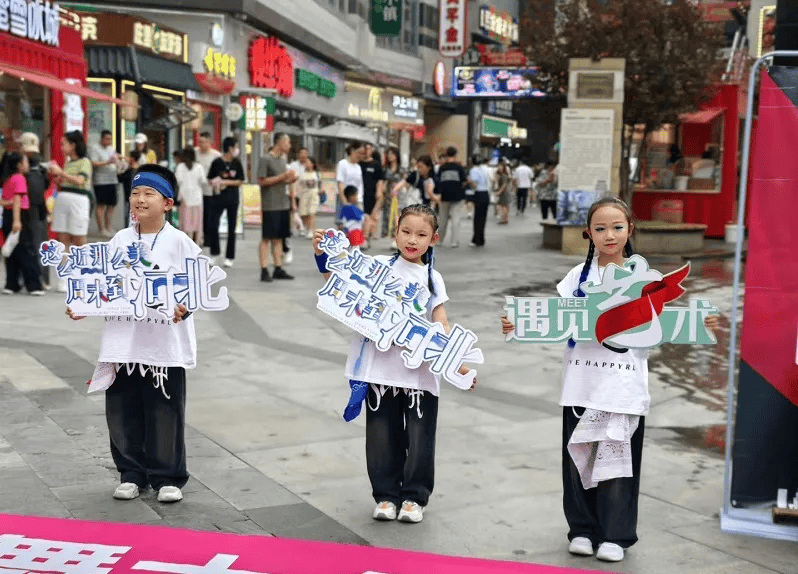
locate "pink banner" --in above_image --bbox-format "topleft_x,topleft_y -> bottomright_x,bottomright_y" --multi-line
0,513 -> 606,574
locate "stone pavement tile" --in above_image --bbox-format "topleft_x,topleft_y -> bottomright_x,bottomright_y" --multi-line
190,466 -> 302,512
161,516 -> 271,536
21,451 -> 116,488
640,442 -> 725,519
668,522 -> 798,574
246,502 -> 368,544
638,494 -> 716,532
143,485 -> 254,526
187,393 -> 362,452
239,437 -> 365,491
0,467 -> 71,518
51,483 -> 162,524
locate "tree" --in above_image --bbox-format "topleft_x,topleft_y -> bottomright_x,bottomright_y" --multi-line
520,0 -> 726,202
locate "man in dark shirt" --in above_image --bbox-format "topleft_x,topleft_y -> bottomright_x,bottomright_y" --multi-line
359,143 -> 384,244
434,146 -> 468,247
207,137 -> 245,267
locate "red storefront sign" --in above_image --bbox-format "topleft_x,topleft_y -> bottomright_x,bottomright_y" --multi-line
249,35 -> 293,98
477,45 -> 528,66
439,0 -> 467,58
0,24 -> 87,164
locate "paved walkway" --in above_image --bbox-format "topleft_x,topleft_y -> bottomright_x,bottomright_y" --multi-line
1,211 -> 795,573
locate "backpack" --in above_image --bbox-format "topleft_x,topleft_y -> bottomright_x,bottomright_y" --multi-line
26,165 -> 48,207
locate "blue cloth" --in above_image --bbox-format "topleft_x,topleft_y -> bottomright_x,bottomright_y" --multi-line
314,252 -> 329,273
131,171 -> 174,199
468,166 -> 490,192
343,380 -> 370,422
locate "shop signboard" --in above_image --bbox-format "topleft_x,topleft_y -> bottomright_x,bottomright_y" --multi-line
0,0 -> 60,46
371,0 -> 402,36
75,12 -> 186,62
295,69 -> 337,98
239,95 -> 275,132
439,0 -> 467,58
345,84 -> 424,125
453,66 -> 543,98
433,61 -> 447,97
249,35 -> 293,98
478,5 -> 519,45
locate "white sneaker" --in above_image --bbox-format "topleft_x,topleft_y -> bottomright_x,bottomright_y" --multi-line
56,279 -> 67,293
29,290 -> 46,296
596,542 -> 624,562
223,258 -> 234,268
102,228 -> 115,238
397,500 -> 424,523
157,486 -> 183,503
208,257 -> 218,267
113,482 -> 140,500
449,242 -> 458,248
1,288 -> 14,295
284,250 -> 293,265
568,537 -> 594,556
372,501 -> 397,521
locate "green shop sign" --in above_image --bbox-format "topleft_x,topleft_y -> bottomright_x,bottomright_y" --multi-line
371,0 -> 402,36
295,69 -> 337,98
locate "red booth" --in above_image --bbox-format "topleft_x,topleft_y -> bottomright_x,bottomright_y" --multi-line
632,84 -> 740,238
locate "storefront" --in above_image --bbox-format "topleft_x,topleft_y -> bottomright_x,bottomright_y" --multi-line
75,11 -> 202,163
631,84 -> 740,238
341,82 -> 425,166
0,2 -> 118,163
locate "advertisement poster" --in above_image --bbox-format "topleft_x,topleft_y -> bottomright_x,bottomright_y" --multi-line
452,67 -> 542,98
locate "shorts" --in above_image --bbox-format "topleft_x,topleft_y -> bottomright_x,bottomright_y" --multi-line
94,183 -> 118,206
261,209 -> 291,239
52,191 -> 90,236
298,189 -> 320,217
363,193 -> 377,216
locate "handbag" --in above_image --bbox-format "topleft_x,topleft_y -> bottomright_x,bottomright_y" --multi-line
1,230 -> 20,258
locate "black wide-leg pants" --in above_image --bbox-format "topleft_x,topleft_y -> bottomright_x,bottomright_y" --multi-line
105,365 -> 189,490
365,385 -> 438,507
562,406 -> 645,549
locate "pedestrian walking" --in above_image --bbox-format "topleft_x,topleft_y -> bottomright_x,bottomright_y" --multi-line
206,137 -> 245,268
49,131 -> 93,292
134,133 -> 158,165
500,197 -> 720,563
538,162 -> 559,220
66,164 -> 200,504
360,143 -> 385,243
257,132 -> 297,282
195,132 -> 221,249
336,141 -> 365,226
381,147 -> 403,238
1,152 -> 44,295
467,156 -> 490,247
297,156 -> 321,237
117,150 -> 141,227
495,162 -> 511,224
19,133 -> 50,288
312,203 -> 476,524
513,159 -> 534,215
175,147 -> 205,246
339,185 -> 366,248
89,130 -> 120,237
434,146 -> 467,247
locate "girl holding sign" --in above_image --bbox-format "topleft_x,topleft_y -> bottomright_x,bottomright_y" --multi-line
501,197 -> 718,563
313,204 -> 475,524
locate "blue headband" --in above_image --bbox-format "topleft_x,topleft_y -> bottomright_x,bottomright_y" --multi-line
132,172 -> 174,199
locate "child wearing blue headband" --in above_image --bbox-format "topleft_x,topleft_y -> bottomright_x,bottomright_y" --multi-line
67,164 -> 201,504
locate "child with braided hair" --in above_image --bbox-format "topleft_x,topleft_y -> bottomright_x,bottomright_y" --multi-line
313,203 -> 475,524
501,197 -> 716,562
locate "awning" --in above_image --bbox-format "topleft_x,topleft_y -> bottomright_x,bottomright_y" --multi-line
678,108 -> 724,124
142,98 -> 199,130
86,46 -> 202,93
305,121 -> 377,144
0,61 -> 128,105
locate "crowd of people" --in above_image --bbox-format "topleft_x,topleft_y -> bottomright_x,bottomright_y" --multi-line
0,128 -> 562,295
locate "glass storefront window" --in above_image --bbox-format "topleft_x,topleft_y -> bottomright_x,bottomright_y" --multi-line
0,76 -> 47,157
87,81 -> 115,148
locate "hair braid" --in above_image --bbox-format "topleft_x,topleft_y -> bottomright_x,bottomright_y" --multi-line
568,241 -> 595,349
424,246 -> 436,296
